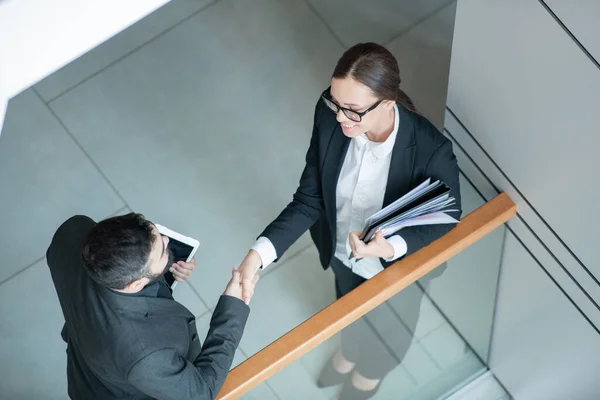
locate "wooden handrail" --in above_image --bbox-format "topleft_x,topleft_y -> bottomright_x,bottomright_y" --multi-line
217,193 -> 516,399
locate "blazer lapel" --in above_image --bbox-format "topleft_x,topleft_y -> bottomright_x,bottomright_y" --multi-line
322,124 -> 350,227
383,105 -> 417,207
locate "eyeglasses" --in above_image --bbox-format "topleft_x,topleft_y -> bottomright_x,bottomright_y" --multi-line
321,88 -> 383,122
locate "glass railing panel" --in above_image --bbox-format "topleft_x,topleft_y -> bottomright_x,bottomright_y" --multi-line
221,176 -> 508,399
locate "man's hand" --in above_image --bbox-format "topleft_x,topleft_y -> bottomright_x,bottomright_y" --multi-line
349,231 -> 394,260
170,258 -> 196,282
224,267 -> 259,302
238,250 -> 262,305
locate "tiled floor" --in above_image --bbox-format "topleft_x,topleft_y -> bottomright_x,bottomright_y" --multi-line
446,371 -> 511,400
0,0 -> 509,399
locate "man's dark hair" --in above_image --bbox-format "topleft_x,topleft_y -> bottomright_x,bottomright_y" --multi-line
82,213 -> 156,290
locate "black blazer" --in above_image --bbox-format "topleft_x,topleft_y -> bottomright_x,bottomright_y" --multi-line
47,216 -> 249,400
261,98 -> 462,277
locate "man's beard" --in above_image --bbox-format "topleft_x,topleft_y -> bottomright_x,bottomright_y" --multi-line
146,248 -> 174,285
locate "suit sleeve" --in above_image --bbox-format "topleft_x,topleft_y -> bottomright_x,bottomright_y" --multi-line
259,101 -> 325,259
46,215 -> 96,344
380,139 -> 462,268
46,215 -> 96,269
127,296 -> 249,400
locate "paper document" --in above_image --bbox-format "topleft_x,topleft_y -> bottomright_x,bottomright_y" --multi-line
359,178 -> 459,243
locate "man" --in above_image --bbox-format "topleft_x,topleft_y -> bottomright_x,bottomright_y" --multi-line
47,213 -> 257,399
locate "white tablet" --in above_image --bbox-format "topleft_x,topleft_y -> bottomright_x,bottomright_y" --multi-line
155,224 -> 200,289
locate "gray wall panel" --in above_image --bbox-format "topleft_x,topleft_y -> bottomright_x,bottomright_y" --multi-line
490,233 -> 600,400
448,0 -> 600,277
447,0 -> 600,397
544,0 -> 600,63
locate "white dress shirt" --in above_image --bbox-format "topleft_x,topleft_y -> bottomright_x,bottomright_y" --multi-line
253,104 -> 407,280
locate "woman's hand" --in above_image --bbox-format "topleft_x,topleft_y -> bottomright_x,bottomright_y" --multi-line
238,250 -> 262,304
223,267 -> 259,302
170,258 -> 196,282
349,231 -> 394,260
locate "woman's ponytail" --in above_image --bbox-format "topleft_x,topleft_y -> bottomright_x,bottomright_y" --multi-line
397,87 -> 417,113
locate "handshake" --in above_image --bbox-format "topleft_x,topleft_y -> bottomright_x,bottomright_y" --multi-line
226,249 -> 262,305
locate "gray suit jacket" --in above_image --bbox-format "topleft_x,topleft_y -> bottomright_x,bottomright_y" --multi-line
47,216 -> 249,400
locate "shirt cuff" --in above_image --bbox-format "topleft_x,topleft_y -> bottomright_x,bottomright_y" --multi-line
383,235 -> 408,262
251,237 -> 278,270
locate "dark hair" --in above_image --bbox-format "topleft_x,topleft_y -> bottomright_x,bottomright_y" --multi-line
82,213 -> 156,290
332,42 -> 417,113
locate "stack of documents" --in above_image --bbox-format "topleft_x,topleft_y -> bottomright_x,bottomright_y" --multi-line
359,178 -> 459,243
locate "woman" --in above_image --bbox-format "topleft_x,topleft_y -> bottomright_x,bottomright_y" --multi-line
239,42 -> 462,399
